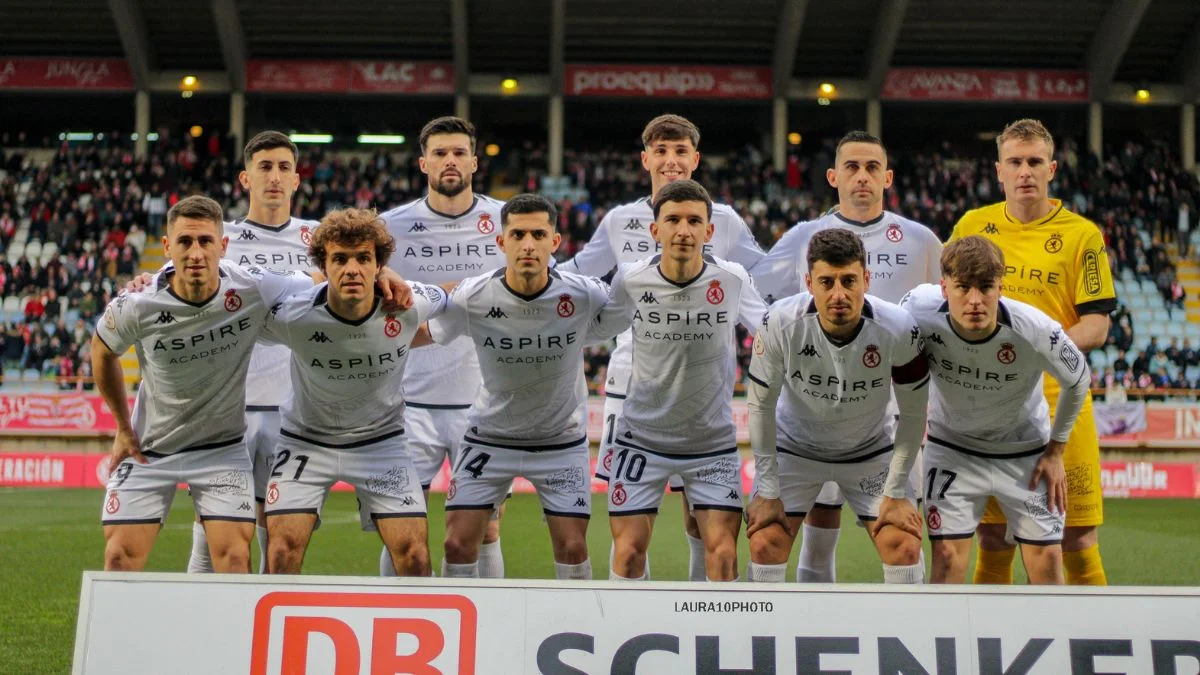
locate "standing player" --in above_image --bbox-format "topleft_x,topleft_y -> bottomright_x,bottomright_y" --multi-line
92,196 -> 312,572
436,195 -> 626,580
951,119 -> 1116,585
559,114 -> 765,581
899,236 -> 1090,584
261,209 -> 445,575
754,130 -> 942,583
744,228 -> 929,584
380,116 -> 507,578
604,180 -> 767,582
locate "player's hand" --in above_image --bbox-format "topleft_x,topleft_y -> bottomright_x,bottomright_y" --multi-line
377,267 -> 413,311
121,272 -> 153,295
1031,441 -> 1067,514
109,427 -> 147,467
746,496 -> 792,538
872,496 -> 922,539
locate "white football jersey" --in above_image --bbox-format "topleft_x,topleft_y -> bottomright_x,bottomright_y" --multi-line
224,217 -> 320,408
95,261 -> 311,457
381,195 -> 506,406
747,293 -> 929,462
262,281 -> 446,447
559,197 -> 766,396
430,269 -> 626,448
754,210 -> 941,304
607,255 -> 767,455
901,284 -> 1088,456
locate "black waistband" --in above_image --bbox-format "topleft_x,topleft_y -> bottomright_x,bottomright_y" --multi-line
463,434 -> 588,452
614,437 -> 738,459
927,435 -> 1047,459
142,435 -> 244,459
777,443 -> 894,464
280,427 -> 404,449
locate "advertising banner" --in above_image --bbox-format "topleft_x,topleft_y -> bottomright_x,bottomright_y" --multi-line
882,68 -> 1089,102
565,64 -> 772,99
0,58 -> 133,90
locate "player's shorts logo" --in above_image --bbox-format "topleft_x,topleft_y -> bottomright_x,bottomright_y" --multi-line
1044,232 -> 1064,253
997,342 -> 1016,364
447,478 -> 458,501
926,504 -> 942,530
384,314 -> 402,338
557,294 -> 575,318
225,289 -> 243,312
105,492 -> 120,514
753,336 -> 765,355
862,344 -> 881,368
706,280 -> 724,305
611,482 -> 628,506
266,482 -> 279,505
886,224 -> 903,242
299,226 -> 313,246
103,307 -> 116,331
477,214 -> 495,234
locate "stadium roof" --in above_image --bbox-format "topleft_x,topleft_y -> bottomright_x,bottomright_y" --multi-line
2,0 -> 1199,100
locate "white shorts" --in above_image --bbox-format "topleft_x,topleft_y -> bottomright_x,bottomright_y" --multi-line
406,404 -> 471,489
102,439 -> 255,525
922,438 -> 1064,545
246,408 -> 282,502
446,437 -> 592,518
265,430 -> 426,532
607,440 -> 744,516
755,448 -> 910,521
596,395 -> 685,492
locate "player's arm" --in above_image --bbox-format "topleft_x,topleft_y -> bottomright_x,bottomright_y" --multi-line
376,266 -> 413,311
405,282 -> 444,349
1034,326 -> 1092,513
745,311 -> 792,537
749,225 -> 804,302
736,270 -> 768,335
557,212 -> 618,276
587,266 -> 635,342
1066,230 -> 1116,350
875,317 -> 931,539
1066,313 -> 1110,352
92,304 -> 144,466
724,210 -> 766,271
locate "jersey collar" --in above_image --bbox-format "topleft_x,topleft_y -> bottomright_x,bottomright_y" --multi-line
1002,199 -> 1063,228
499,267 -> 559,301
423,195 -> 479,220
834,211 -> 885,227
238,216 -> 292,233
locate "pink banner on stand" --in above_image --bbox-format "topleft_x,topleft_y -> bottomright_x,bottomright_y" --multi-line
565,64 -> 772,99
0,58 -> 133,90
882,68 -> 1088,102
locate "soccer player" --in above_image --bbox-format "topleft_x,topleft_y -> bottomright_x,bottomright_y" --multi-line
380,116 -> 507,578
604,180 -> 767,582
435,194 -> 626,580
753,130 -> 942,582
93,196 -> 313,572
261,209 -> 445,575
951,119 -> 1116,585
899,236 -> 1090,584
745,228 -> 929,584
559,114 -> 765,581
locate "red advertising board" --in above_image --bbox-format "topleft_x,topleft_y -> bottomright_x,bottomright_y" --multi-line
0,57 -> 133,91
882,68 -> 1088,102
349,61 -> 455,94
565,64 -> 772,99
1100,461 -> 1198,499
246,60 -> 455,94
0,393 -> 128,435
245,60 -> 351,93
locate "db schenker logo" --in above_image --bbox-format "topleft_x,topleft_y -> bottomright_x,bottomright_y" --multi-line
250,591 -> 477,674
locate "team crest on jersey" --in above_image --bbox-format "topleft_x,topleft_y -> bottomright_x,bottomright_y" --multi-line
997,342 -> 1017,364
886,224 -> 904,243
477,214 -> 495,234
384,314 -> 402,337
601,449 -> 613,472
105,492 -> 120,514
862,344 -> 881,368
926,505 -> 942,530
224,288 -> 243,312
611,482 -> 628,506
557,294 -> 575,317
447,478 -> 458,500
1044,232 -> 1064,254
706,280 -> 724,305
299,226 -> 313,246
266,482 -> 279,505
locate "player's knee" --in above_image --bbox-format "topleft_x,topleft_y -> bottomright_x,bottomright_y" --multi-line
212,544 -> 251,573
749,527 -> 790,564
103,540 -> 144,571
611,541 -> 647,574
442,533 -> 479,564
555,538 -> 589,565
976,524 -> 1010,550
878,530 -> 921,566
392,541 -> 431,576
1061,526 -> 1097,552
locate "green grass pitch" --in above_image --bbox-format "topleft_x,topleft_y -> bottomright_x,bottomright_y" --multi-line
2,489 -> 1198,673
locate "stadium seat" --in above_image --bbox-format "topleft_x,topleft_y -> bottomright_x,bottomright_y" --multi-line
24,240 -> 41,260
1089,350 -> 1109,370
1146,321 -> 1168,340
42,241 -> 58,258
6,241 -> 24,260
1166,322 -> 1185,339
1153,308 -> 1171,323
1132,309 -> 1154,325
2,367 -> 21,382
1186,365 -> 1200,382
1128,294 -> 1148,309
1105,345 -> 1118,361
1134,336 -> 1152,353
64,309 -> 80,326
1120,268 -> 1136,282
1186,323 -> 1200,341
1140,279 -> 1159,296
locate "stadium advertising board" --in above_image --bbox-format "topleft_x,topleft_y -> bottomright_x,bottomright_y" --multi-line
565,64 -> 773,99
245,60 -> 455,94
73,574 -> 1200,674
882,68 -> 1089,102
0,58 -> 133,91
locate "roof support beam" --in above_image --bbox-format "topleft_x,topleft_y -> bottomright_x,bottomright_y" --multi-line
209,0 -> 247,91
1086,0 -> 1151,100
451,0 -> 470,118
863,0 -> 909,96
1178,15 -> 1200,102
106,0 -> 153,89
771,0 -> 808,94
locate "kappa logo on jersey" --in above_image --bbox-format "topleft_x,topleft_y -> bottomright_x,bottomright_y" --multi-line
611,482 -> 628,506
486,307 -> 507,319
706,280 -> 724,305
309,331 -> 332,343
798,344 -> 819,358
266,482 -> 279,505
624,219 -> 644,230
862,344 -> 882,368
983,223 -> 999,235
640,292 -> 657,304
384,314 -> 402,337
409,222 -> 428,232
1049,330 -> 1061,349
557,294 -> 575,318
224,289 -> 243,312
477,214 -> 495,234
237,229 -> 259,241
926,504 -> 942,529
998,342 -> 1017,364
1045,232 -> 1064,254
928,332 -> 946,346
105,492 -> 120,514
886,224 -> 904,243
154,311 -> 177,325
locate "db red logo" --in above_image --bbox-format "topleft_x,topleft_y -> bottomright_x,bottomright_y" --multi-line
266,482 -> 279,505
753,336 -> 765,355
557,294 -> 575,318
250,591 -> 477,675
611,482 -> 628,506
998,342 -> 1016,364
601,449 -> 613,472
224,289 -> 243,312
926,505 -> 942,530
862,344 -> 881,368
476,214 -> 495,234
886,224 -> 903,242
706,280 -> 724,305
384,314 -> 402,338
299,226 -> 313,246
105,492 -> 120,514
447,478 -> 457,500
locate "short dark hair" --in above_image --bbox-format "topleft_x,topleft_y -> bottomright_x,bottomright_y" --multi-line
835,130 -> 885,159
641,114 -> 700,148
243,131 -> 297,168
652,179 -> 712,220
941,236 -> 1005,287
309,208 -> 396,271
166,195 -> 224,234
501,194 -> 557,228
419,116 -> 477,154
807,228 -> 865,271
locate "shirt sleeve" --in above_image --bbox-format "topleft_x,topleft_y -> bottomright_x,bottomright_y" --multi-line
558,212 -> 618,277
590,265 -> 636,340
428,282 -> 470,344
724,210 -> 766,271
925,233 -> 943,284
1036,321 -> 1091,442
258,302 -> 288,346
254,267 -> 315,307
746,309 -> 786,499
1073,227 -> 1118,315
95,294 -> 139,354
750,224 -> 805,302
583,276 -> 626,343
736,269 -> 768,336
409,281 -> 447,322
